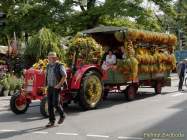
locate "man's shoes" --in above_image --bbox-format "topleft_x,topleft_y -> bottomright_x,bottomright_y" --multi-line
45,122 -> 55,128
58,116 -> 65,124
178,89 -> 184,92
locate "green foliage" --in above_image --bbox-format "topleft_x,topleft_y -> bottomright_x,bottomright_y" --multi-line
15,78 -> 23,90
0,74 -> 10,90
99,16 -> 138,28
0,74 -> 23,91
24,27 -> 64,66
0,0 -> 183,46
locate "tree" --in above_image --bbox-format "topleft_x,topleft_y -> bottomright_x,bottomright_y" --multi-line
0,0 -> 71,43
0,0 -> 179,45
61,0 -> 166,34
24,27 -> 64,67
152,0 -> 187,49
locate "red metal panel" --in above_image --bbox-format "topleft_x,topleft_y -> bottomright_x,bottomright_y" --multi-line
24,68 -> 45,99
70,65 -> 100,89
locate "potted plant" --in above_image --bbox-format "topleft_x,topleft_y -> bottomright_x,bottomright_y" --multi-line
15,78 -> 23,93
0,77 -> 10,96
9,76 -> 16,96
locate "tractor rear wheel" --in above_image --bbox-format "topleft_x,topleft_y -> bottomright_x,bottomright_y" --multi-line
10,92 -> 29,114
79,71 -> 103,110
40,96 -> 49,117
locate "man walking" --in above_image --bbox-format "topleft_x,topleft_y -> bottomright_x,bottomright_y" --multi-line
45,52 -> 67,127
177,59 -> 187,91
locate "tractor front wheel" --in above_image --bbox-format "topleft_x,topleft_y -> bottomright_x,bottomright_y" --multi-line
79,71 -> 103,110
10,92 -> 29,114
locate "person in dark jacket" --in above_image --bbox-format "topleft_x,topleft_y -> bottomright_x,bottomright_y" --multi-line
45,52 -> 67,127
177,59 -> 187,91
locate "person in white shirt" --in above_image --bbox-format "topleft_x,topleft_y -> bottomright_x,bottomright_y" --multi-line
102,50 -> 116,70
106,50 -> 116,65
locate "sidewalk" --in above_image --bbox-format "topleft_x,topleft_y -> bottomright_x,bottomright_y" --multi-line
171,73 -> 178,80
0,96 -> 10,112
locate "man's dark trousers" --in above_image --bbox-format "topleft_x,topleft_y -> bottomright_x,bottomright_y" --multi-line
47,87 -> 64,123
179,73 -> 185,91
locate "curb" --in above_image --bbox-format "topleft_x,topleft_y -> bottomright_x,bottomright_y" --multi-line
0,107 -> 10,112
0,97 -> 10,112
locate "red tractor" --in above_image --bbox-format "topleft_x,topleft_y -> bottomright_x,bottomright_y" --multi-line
10,63 -> 103,116
10,26 -> 175,116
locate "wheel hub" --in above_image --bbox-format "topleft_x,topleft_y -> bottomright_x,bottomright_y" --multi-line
85,75 -> 102,105
15,95 -> 27,111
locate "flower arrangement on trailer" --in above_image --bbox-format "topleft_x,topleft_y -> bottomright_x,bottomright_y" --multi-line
116,29 -> 177,81
66,35 -> 103,66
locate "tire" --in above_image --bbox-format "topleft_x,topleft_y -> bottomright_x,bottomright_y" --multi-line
79,71 -> 103,110
10,92 -> 29,114
40,96 -> 49,117
125,85 -> 137,101
154,81 -> 162,94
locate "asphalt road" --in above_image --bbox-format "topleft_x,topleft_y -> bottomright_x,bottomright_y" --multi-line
0,75 -> 187,140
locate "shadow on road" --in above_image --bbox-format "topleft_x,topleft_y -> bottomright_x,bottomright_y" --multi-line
98,91 -> 165,110
0,90 -> 177,123
0,126 -> 54,139
130,99 -> 187,140
161,90 -> 179,95
0,109 -> 44,123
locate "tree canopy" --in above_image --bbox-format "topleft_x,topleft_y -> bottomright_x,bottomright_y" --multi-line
0,0 -> 186,48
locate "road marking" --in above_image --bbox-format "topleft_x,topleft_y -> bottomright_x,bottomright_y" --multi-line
56,132 -> 79,136
0,129 -> 17,132
118,136 -> 143,140
26,117 -> 43,120
87,134 -> 110,138
171,93 -> 184,97
33,131 -> 48,134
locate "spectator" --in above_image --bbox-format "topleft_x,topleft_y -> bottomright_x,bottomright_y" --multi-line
177,59 -> 187,91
